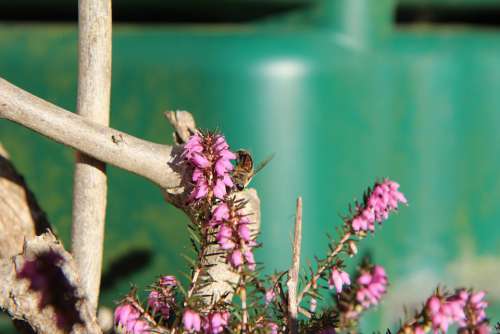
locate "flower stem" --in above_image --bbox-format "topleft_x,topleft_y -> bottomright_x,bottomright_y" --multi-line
296,231 -> 352,305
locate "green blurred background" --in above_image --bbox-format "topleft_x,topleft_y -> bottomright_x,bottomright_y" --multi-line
1,0 -> 499,332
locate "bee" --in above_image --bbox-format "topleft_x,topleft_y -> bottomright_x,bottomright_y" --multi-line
233,150 -> 274,190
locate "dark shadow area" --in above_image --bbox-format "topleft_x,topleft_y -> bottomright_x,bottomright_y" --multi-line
100,249 -> 153,292
18,250 -> 83,331
0,1 -> 309,24
0,153 -> 52,236
396,4 -> 500,27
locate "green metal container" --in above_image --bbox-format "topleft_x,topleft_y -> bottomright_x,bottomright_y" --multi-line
0,0 -> 499,332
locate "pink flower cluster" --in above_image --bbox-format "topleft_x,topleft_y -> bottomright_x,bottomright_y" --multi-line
356,265 -> 388,308
183,132 -> 236,201
211,201 -> 256,271
427,294 -> 466,333
350,179 -> 407,234
147,275 -> 177,319
114,303 -> 150,334
182,309 -> 230,334
426,290 -> 489,334
328,267 -> 351,293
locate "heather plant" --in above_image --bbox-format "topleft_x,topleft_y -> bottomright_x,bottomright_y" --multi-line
109,130 -> 492,334
0,2 -> 495,332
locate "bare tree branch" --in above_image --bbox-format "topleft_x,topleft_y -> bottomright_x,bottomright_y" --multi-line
164,110 -> 196,145
0,77 -> 180,191
72,0 -> 112,312
287,197 -> 302,334
0,233 -> 102,334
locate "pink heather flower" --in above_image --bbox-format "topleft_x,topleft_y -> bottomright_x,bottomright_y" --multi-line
356,265 -> 388,308
147,290 -> 171,319
203,311 -> 230,334
350,179 -> 407,234
183,133 -> 236,202
212,203 -> 230,222
114,303 -> 151,334
183,309 -> 201,333
328,267 -> 351,293
230,249 -> 244,268
426,295 -> 453,333
244,249 -> 256,271
267,322 -> 279,334
265,289 -> 276,306
159,275 -> 177,287
414,326 -> 425,334
216,224 -> 235,250
211,200 -> 257,271
454,289 -> 490,333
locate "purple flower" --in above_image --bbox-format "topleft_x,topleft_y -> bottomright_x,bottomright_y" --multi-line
183,133 -> 236,202
147,290 -> 171,319
454,289 -> 490,333
230,250 -> 244,268
114,303 -> 151,334
265,289 -> 276,306
267,322 -> 279,334
349,179 -> 407,235
159,275 -> 177,287
183,309 -> 201,333
211,199 -> 257,271
203,311 -> 230,334
355,265 -> 388,308
328,267 -> 351,293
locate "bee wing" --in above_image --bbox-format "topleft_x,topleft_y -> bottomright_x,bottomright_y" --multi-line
252,153 -> 275,177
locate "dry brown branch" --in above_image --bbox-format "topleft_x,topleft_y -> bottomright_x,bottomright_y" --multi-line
287,197 -> 302,334
0,233 -> 102,334
0,143 -> 51,259
0,77 -> 179,191
72,0 -> 112,312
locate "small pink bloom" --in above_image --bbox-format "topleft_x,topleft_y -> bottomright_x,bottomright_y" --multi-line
238,223 -> 251,241
183,309 -> 201,333
147,290 -> 170,318
328,267 -> 350,293
213,203 -> 230,221
414,326 -> 425,334
192,153 -> 210,169
230,250 -> 243,268
213,179 -> 227,199
265,289 -> 276,306
244,250 -> 256,271
267,322 -> 279,334
114,303 -> 150,334
159,275 -> 177,287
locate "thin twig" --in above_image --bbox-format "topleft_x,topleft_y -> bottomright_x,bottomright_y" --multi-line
296,231 -> 352,305
287,197 -> 302,334
72,0 -> 112,312
240,274 -> 248,334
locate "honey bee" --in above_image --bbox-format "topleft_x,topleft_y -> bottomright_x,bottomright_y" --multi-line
233,150 -> 274,190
